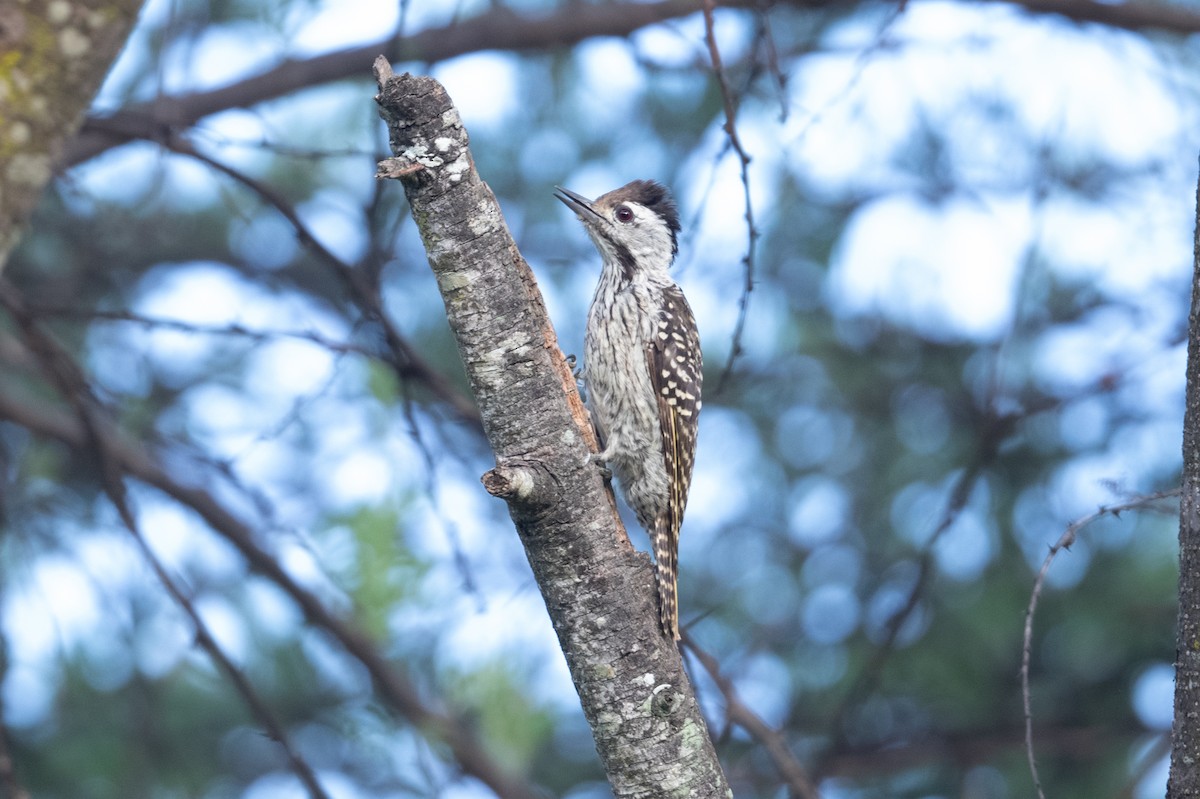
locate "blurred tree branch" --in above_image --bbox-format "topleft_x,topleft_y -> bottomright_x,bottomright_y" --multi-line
162,134 -> 485,430
820,720 -> 1143,777
63,0 -> 1200,172
373,59 -> 732,795
0,283 -> 333,799
0,0 -> 143,268
0,277 -> 542,799
685,633 -> 820,799
818,408 -> 1016,761
64,0 -> 776,168
0,659 -> 27,799
988,0 -> 1200,32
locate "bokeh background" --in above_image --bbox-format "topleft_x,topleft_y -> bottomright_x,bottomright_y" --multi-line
1,0 -> 1194,797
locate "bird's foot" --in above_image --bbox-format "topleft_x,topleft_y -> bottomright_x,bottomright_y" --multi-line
581,450 -> 613,480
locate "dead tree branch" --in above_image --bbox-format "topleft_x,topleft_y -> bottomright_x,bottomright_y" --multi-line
374,59 -> 731,795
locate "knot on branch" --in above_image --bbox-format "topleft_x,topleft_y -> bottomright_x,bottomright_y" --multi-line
650,683 -> 683,718
482,460 -> 559,511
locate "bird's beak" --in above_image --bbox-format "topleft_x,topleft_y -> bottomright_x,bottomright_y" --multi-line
554,186 -> 604,224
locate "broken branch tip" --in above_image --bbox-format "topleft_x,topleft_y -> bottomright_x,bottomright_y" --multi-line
373,55 -> 394,86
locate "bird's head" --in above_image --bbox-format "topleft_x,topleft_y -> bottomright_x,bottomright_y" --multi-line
555,179 -> 681,279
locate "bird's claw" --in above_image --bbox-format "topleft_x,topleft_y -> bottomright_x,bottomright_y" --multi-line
581,450 -> 612,480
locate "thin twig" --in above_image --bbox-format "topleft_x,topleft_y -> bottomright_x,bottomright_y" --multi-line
819,720 -> 1125,777
703,0 -> 758,394
1,307 -> 310,553
400,378 -> 485,608
672,139 -> 730,279
1021,489 -> 1180,799
684,632 -> 821,799
756,4 -> 789,122
786,3 -> 903,148
30,306 -> 378,357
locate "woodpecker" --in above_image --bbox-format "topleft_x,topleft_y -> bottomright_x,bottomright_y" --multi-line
554,180 -> 702,641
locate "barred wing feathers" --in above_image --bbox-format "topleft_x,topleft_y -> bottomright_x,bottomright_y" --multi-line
646,283 -> 702,639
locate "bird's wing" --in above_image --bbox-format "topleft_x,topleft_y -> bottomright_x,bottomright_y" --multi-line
645,284 -> 702,638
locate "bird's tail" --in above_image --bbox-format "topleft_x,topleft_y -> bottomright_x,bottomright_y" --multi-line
653,517 -> 680,640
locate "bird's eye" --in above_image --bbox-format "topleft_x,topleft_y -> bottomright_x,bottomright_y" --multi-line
615,205 -> 634,223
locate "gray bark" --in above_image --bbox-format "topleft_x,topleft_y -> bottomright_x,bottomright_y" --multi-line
1169,162 -> 1200,797
373,59 -> 732,797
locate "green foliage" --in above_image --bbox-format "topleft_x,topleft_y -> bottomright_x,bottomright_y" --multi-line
446,661 -> 557,775
335,504 -> 426,640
